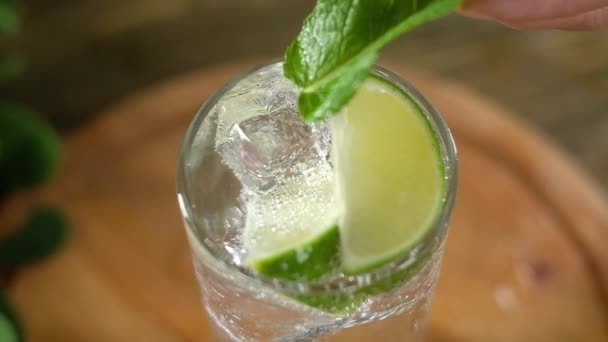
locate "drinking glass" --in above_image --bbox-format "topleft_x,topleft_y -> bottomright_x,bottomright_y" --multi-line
177,61 -> 458,341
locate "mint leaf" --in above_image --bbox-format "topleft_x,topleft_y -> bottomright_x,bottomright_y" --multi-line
284,0 -> 462,121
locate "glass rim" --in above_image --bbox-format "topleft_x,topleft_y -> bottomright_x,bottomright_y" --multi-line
177,60 -> 459,294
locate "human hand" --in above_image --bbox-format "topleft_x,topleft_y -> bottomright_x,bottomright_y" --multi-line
461,0 -> 608,30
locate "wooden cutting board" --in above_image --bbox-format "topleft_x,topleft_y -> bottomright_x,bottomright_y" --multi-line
4,62 -> 608,341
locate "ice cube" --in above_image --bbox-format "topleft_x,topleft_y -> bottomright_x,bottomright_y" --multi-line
217,108 -> 329,192
265,89 -> 297,113
214,73 -> 298,149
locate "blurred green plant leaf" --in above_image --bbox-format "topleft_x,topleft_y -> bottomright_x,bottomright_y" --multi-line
0,1 -> 19,34
0,291 -> 22,342
0,207 -> 69,266
0,53 -> 25,80
0,102 -> 61,193
0,314 -> 19,342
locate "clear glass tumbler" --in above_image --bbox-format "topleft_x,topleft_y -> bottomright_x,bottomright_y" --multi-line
177,61 -> 458,341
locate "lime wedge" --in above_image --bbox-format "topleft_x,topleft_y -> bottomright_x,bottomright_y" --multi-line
244,165 -> 339,281
243,76 -> 444,297
288,76 -> 445,315
332,77 -> 444,274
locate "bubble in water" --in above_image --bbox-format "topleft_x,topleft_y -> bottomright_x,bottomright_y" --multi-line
242,163 -> 336,259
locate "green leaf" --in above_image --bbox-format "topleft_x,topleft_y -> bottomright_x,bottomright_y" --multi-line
0,103 -> 61,192
0,53 -> 26,80
0,1 -> 19,34
0,291 -> 22,342
284,0 -> 462,120
0,207 -> 69,266
0,314 -> 19,342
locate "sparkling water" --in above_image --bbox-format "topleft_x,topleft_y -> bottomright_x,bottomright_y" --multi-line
179,62 -> 453,341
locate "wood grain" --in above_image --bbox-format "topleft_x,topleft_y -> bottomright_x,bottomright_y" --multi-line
4,63 -> 608,341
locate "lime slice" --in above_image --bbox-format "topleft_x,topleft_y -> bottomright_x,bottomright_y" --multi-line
242,75 -> 445,314
243,75 -> 444,297
244,165 -> 339,281
332,77 -> 444,274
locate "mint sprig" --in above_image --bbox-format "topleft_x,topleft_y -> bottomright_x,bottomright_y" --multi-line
284,0 -> 462,121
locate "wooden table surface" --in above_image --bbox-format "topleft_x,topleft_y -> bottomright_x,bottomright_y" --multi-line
5,62 -> 608,342
0,0 -> 607,189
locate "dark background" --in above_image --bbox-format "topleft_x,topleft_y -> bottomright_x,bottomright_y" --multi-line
1,0 -> 607,187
